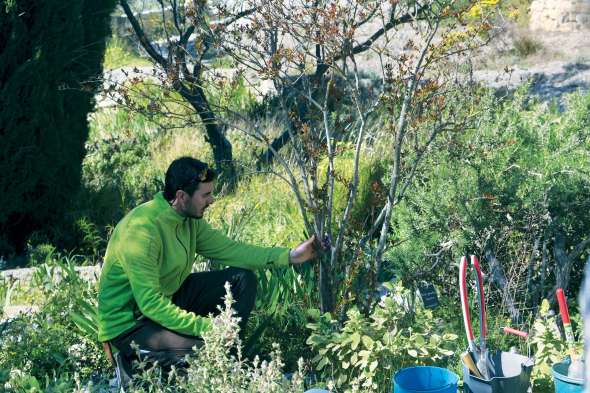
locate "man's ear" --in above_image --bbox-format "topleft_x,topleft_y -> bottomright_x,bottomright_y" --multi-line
175,189 -> 186,202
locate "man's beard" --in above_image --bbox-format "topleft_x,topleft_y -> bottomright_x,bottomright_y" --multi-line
187,206 -> 207,219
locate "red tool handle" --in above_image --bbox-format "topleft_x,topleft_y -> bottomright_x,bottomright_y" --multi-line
460,255 -> 487,353
556,288 -> 570,324
502,326 -> 529,338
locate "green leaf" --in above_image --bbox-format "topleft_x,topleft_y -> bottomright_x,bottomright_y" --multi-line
316,357 -> 329,370
369,360 -> 379,372
70,311 -> 97,338
337,373 -> 347,387
351,332 -> 361,350
408,349 -> 418,358
362,335 -> 374,349
415,335 -> 425,346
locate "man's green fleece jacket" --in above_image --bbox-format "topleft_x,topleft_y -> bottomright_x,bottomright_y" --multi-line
97,192 -> 290,342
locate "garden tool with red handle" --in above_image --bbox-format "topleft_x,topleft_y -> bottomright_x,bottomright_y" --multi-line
556,288 -> 584,379
460,255 -> 490,380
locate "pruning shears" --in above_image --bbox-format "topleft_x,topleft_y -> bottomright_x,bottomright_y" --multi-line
459,255 -> 490,380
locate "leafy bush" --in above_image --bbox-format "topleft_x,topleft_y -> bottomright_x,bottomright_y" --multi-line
306,282 -> 458,392
1,369 -> 91,393
386,89 -> 590,305
0,279 -> 15,319
120,283 -> 307,392
530,299 -> 583,391
0,259 -> 108,382
84,109 -> 164,209
513,33 -> 542,57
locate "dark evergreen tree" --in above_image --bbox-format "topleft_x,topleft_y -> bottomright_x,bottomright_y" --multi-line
0,0 -> 116,258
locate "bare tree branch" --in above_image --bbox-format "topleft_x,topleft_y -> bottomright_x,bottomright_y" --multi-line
120,0 -> 168,68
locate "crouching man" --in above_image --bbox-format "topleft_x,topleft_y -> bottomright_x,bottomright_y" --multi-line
97,156 -> 318,379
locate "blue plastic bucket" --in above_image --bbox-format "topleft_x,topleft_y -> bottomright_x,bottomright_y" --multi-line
552,360 -> 584,393
393,366 -> 459,393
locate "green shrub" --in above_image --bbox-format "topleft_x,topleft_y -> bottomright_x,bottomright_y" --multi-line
1,369 -> 90,393
318,147 -> 388,234
120,283 -> 307,392
529,299 -> 583,392
513,33 -> 542,58
307,282 -> 458,392
0,258 -> 109,381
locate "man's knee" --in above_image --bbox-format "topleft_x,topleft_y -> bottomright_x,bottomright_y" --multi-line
227,267 -> 257,295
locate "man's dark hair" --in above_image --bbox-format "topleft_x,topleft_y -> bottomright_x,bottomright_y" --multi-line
164,157 -> 217,200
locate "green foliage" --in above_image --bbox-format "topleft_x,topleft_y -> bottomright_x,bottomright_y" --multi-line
74,217 -> 108,263
245,276 -> 315,370
206,74 -> 259,116
0,0 -> 117,257
387,89 -> 590,300
0,279 -> 15,319
319,147 -> 388,234
121,284 -> 307,392
529,299 -> 584,391
207,175 -> 304,247
307,282 -> 458,392
25,243 -> 57,267
85,109 -> 163,208
0,259 -> 108,382
1,369 -> 89,393
512,33 -> 542,58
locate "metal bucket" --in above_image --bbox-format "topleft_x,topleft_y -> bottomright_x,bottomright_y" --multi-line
552,360 -> 584,393
462,350 -> 533,393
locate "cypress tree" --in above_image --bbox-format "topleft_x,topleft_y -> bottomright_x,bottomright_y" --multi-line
0,0 -> 116,257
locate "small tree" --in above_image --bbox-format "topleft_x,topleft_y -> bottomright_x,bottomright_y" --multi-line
115,0 -> 242,186
217,0 -> 498,313
0,0 -> 116,257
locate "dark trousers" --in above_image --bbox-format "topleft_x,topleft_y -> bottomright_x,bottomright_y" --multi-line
111,267 -> 257,373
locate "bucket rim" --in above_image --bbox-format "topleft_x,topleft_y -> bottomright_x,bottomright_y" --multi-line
461,350 -> 534,382
393,366 -> 459,390
551,360 -> 584,385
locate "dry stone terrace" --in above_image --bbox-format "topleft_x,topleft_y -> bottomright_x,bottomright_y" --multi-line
530,0 -> 590,31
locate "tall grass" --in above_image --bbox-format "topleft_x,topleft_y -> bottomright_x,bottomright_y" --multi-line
103,36 -> 151,70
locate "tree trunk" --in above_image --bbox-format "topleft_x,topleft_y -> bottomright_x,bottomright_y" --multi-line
319,254 -> 335,313
175,82 -> 236,188
550,231 -> 590,299
256,127 -> 292,169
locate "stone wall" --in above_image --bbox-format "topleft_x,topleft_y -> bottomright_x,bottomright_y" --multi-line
530,0 -> 590,31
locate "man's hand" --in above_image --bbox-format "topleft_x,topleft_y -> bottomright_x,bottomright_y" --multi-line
289,235 -> 325,265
